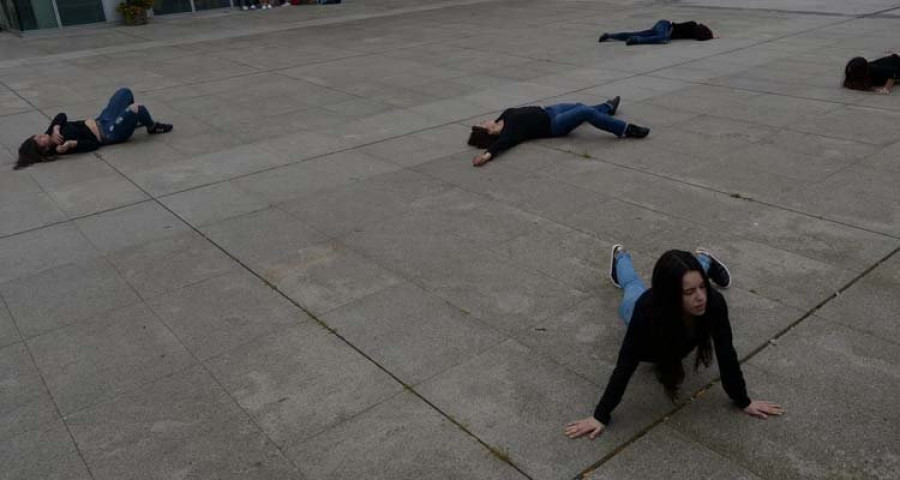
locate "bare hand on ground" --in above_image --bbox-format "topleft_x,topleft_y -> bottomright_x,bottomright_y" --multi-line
743,400 -> 785,419
564,417 -> 605,439
473,152 -> 492,167
875,87 -> 891,95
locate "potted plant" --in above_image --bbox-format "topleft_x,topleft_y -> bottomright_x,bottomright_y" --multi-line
118,0 -> 154,26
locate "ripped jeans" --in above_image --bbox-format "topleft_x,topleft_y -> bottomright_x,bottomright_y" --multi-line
95,88 -> 156,144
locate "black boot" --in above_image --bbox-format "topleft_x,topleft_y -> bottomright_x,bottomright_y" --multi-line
606,96 -> 620,116
624,124 -> 650,139
598,33 -> 610,43
148,122 -> 173,134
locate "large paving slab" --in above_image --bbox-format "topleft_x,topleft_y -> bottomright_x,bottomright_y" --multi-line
663,317 -> 900,480
289,391 -> 528,479
0,0 -> 898,478
66,367 -> 301,480
203,322 -> 402,450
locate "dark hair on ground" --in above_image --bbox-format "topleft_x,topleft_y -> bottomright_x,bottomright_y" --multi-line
468,126 -> 496,149
15,137 -> 50,170
649,250 -> 714,401
843,57 -> 872,91
695,24 -> 713,41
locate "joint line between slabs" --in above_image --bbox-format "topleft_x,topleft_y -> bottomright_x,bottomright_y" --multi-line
0,293 -> 100,480
98,156 -> 538,478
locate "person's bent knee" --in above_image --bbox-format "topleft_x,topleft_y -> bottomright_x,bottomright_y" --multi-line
116,87 -> 134,101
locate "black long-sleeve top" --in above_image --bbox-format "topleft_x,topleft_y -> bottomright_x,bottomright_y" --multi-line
46,113 -> 102,154
486,107 -> 552,157
593,288 -> 750,424
870,54 -> 900,87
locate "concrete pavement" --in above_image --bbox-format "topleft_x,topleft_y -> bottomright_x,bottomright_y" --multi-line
1,0 -> 899,478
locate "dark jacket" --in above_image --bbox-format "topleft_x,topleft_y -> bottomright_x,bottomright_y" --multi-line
593,288 -> 750,424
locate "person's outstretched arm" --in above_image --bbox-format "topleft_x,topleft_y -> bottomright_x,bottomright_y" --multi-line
565,316 -> 643,439
875,78 -> 895,95
473,129 -> 524,167
711,301 -> 785,419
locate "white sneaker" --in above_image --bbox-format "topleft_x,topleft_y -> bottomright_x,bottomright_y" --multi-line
250,4 -> 256,9
241,5 -> 248,9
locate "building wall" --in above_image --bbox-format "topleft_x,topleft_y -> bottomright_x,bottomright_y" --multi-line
2,0 -> 231,31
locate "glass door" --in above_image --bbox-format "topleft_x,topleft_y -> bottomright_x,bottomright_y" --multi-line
193,0 -> 229,10
153,0 -> 191,14
11,0 -> 58,30
0,0 -> 21,30
54,0 -> 104,26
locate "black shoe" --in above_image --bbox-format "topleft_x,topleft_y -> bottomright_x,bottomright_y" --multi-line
610,244 -> 624,288
697,248 -> 731,288
148,122 -> 173,134
624,124 -> 649,138
606,96 -> 620,116
598,33 -> 610,43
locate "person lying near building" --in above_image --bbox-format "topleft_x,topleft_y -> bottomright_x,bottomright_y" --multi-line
565,247 -> 785,440
598,20 -> 713,45
843,54 -> 899,95
15,87 -> 173,170
467,97 -> 649,167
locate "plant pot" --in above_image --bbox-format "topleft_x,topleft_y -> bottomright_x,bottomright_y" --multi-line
123,8 -> 148,25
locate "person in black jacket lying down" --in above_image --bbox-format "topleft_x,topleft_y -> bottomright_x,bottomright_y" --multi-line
467,96 -> 649,167
16,87 -> 172,170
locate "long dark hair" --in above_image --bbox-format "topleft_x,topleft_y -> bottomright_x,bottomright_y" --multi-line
695,24 -> 713,41
15,137 -> 51,170
468,126 -> 496,149
649,250 -> 714,400
843,57 -> 872,91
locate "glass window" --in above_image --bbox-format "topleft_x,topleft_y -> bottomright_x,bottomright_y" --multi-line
55,0 -> 104,26
11,0 -> 58,30
193,0 -> 229,10
0,0 -> 22,30
153,0 -> 191,15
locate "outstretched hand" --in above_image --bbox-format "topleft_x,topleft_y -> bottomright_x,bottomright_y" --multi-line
564,417 -> 605,440
743,400 -> 785,419
472,152 -> 492,167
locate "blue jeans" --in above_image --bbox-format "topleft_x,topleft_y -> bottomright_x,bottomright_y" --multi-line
608,20 -> 672,45
544,102 -> 627,138
616,251 -> 711,325
95,88 -> 155,145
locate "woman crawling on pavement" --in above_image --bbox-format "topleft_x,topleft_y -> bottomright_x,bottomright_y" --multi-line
565,247 -> 784,440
